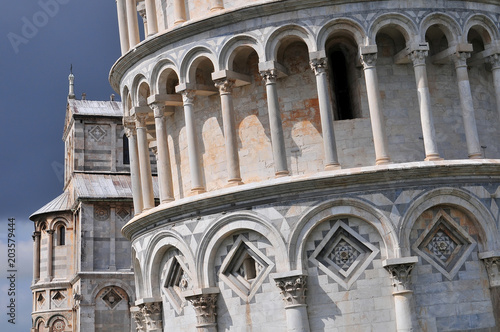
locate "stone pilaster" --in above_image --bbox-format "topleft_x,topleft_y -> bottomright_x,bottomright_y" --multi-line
383,257 -> 418,332
32,231 -> 41,282
454,51 -> 482,159
273,272 -> 311,332
185,288 -> 219,332
46,230 -> 54,280
409,49 -> 441,161
360,48 -> 390,165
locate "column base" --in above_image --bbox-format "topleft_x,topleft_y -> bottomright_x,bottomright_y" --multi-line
468,153 -> 482,159
174,20 -> 186,25
189,187 -> 207,196
375,157 -> 391,165
160,197 -> 175,204
424,155 -> 443,161
210,7 -> 224,12
324,163 -> 341,171
226,179 -> 244,187
275,170 -> 290,178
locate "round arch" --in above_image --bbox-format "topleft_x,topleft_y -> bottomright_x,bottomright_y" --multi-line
264,24 -> 316,62
179,46 -> 218,84
143,230 -> 196,298
196,211 -> 288,287
317,18 -> 366,52
47,314 -> 70,329
48,217 -> 69,231
150,59 -> 180,95
219,34 -> 263,71
122,86 -> 131,116
420,12 -> 462,46
368,12 -> 418,45
463,14 -> 499,45
289,198 -> 398,270
33,316 -> 46,329
399,187 -> 500,256
131,74 -> 148,107
89,280 -> 135,305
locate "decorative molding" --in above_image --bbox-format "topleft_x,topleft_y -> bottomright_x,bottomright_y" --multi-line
140,301 -> 163,331
274,274 -> 307,307
186,292 -> 218,328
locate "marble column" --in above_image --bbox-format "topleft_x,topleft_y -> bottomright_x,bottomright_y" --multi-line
360,49 -> 391,165
116,0 -> 130,55
144,0 -> 158,36
479,252 -> 500,327
135,113 -> 155,209
47,230 -> 54,280
487,54 -> 500,120
181,90 -> 206,194
310,58 -> 341,170
454,52 -> 482,159
32,231 -> 41,282
125,120 -> 144,215
140,301 -> 163,331
410,49 -> 441,160
260,69 -> 289,176
126,0 -> 140,46
383,257 -> 418,332
214,78 -> 243,186
186,292 -> 219,332
209,0 -> 224,12
137,2 -> 148,37
173,0 -> 187,25
274,273 -> 311,332
151,103 -> 175,203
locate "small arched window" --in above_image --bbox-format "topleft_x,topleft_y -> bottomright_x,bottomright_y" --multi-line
58,226 -> 65,246
123,134 -> 130,165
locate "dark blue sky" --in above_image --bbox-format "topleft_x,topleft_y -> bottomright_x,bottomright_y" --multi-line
1,1 -> 122,330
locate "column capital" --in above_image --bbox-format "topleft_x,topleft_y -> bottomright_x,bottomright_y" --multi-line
185,289 -> 219,328
454,51 -> 471,68
137,1 -> 147,22
360,52 -> 377,69
383,257 -> 418,293
479,252 -> 500,287
32,231 -> 41,241
487,53 -> 500,70
310,58 -> 328,75
214,78 -> 235,95
273,273 -> 308,307
149,102 -> 166,118
46,229 -> 54,235
410,49 -> 428,67
131,306 -> 146,332
260,69 -> 278,84
139,301 -> 163,331
135,113 -> 149,128
180,89 -> 196,105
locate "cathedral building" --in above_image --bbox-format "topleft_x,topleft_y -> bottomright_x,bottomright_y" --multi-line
34,0 -> 500,331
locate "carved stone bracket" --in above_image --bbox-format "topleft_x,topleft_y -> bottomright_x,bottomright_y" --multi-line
137,300 -> 162,331
274,274 -> 308,307
184,289 -> 219,328
479,252 -> 500,287
383,257 -> 419,294
410,50 -> 428,67
310,58 -> 328,75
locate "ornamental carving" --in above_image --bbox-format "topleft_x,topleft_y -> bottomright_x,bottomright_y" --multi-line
310,58 -> 328,75
384,262 -> 416,292
360,53 -> 377,69
454,52 -> 471,68
410,50 -> 428,66
487,54 -> 500,70
214,79 -> 235,94
187,293 -> 218,327
133,309 -> 146,332
275,275 -> 307,307
150,103 -> 165,119
141,302 -> 163,331
260,69 -> 278,84
181,90 -> 196,104
94,206 -> 110,221
482,256 -> 500,287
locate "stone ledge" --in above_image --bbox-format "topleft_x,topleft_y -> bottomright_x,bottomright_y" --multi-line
122,160 -> 500,240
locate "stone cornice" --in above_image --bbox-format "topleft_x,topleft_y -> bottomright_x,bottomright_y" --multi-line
122,160 -> 500,240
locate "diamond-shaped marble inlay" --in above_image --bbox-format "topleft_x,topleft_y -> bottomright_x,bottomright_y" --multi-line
309,219 -> 379,289
51,290 -> 65,307
413,209 -> 477,280
116,208 -> 130,221
37,293 -> 45,305
102,288 -> 123,309
89,125 -> 107,141
220,235 -> 274,301
162,255 -> 192,315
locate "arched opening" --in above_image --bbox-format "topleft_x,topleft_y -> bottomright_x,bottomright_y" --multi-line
326,35 -> 362,120
467,26 -> 488,55
57,225 -> 65,246
158,68 -> 180,95
123,134 -> 130,165
425,25 -> 449,56
94,286 -> 131,332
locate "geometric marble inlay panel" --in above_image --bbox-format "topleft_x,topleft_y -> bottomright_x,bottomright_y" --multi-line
309,219 -> 379,289
413,209 -> 476,280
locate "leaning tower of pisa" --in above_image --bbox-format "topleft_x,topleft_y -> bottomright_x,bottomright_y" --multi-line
110,0 -> 500,330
